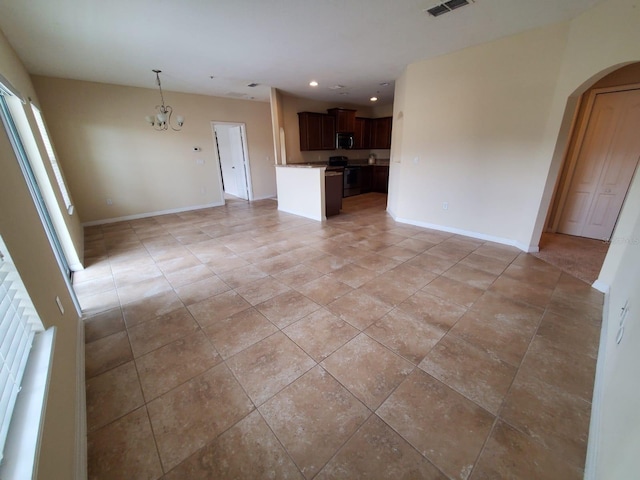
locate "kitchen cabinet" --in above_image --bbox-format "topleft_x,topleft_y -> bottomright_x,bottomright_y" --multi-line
328,108 -> 356,132
298,112 -> 336,151
370,117 -> 392,149
325,171 -> 343,216
373,165 -> 389,193
353,117 -> 371,150
360,165 -> 373,193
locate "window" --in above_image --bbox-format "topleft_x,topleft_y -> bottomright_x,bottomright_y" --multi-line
0,236 -> 44,463
31,104 -> 74,215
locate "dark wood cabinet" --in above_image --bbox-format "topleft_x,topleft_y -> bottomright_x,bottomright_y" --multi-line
373,165 -> 389,193
353,117 -> 371,150
328,108 -> 356,132
360,165 -> 373,193
370,117 -> 392,149
299,110 -> 391,151
298,112 -> 336,151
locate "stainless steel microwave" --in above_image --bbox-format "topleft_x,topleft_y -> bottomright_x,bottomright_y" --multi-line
336,132 -> 354,149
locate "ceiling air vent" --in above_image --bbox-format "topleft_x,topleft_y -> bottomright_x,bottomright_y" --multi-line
247,82 -> 259,87
425,0 -> 472,17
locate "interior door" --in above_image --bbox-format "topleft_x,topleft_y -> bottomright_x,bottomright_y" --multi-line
228,126 -> 249,199
558,88 -> 640,240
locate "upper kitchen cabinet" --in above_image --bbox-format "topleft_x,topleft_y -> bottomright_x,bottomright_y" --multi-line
328,108 -> 356,133
353,117 -> 371,150
370,117 -> 392,149
298,112 -> 336,151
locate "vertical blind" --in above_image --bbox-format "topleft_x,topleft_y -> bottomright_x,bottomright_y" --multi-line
0,237 -> 44,463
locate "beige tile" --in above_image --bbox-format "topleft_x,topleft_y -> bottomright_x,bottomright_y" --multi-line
295,275 -> 352,305
217,264 -> 268,288
518,335 -> 597,402
112,263 -> 163,288
489,275 -> 554,309
174,275 -> 231,306
136,330 -> 222,401
84,307 -> 125,343
121,289 -> 184,328
421,276 -> 484,308
443,263 -> 498,290
395,237 -> 437,253
164,263 -> 214,288
86,361 -> 145,432
73,274 -> 115,298
155,253 -> 201,274
116,275 -> 173,306
502,263 -> 562,289
419,333 -> 517,414
327,289 -> 394,330
88,407 -> 163,480
458,252 -> 510,276
255,290 -> 321,329
187,290 -> 251,328
406,252 -> 458,275
350,253 -> 401,273
284,308 -> 359,362
396,290 -> 467,331
500,373 -> 591,470
235,276 -> 291,305
164,410 -> 303,480
316,415 -> 446,480
473,243 -> 520,262
128,307 -> 199,357
80,289 -> 120,316
227,332 -> 316,406
147,364 -> 254,471
322,334 -> 414,409
85,330 -> 133,378
204,254 -> 252,275
365,308 -> 445,364
259,366 -> 370,479
535,310 -> 600,359
326,263 -> 379,288
377,370 -> 494,480
470,420 -> 583,480
450,293 -> 542,367
202,308 -> 278,359
273,263 -> 325,287
303,253 -> 352,274
255,252 -> 301,275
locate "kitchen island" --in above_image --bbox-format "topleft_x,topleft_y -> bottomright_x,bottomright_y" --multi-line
275,165 -> 343,221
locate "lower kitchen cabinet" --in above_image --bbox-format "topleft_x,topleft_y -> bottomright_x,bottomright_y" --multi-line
373,165 -> 389,193
360,165 -> 373,193
325,172 -> 343,216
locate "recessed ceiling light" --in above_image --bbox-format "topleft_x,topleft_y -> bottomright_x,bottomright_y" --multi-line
328,85 -> 345,90
370,96 -> 378,102
309,80 -> 318,87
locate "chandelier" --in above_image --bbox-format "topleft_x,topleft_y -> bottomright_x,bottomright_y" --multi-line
145,69 -> 184,131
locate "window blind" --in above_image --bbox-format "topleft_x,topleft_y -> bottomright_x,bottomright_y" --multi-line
0,237 -> 44,463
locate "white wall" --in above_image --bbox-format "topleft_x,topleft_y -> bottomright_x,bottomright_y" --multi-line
275,166 -> 326,221
31,76 -> 276,223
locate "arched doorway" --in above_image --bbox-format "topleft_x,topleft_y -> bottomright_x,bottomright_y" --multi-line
537,63 -> 640,286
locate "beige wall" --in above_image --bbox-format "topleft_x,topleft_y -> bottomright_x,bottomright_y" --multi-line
0,30 -> 82,479
389,21 -> 570,249
32,76 -> 276,224
279,93 -> 391,164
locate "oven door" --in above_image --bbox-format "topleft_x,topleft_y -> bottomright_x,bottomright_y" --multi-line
343,166 -> 361,197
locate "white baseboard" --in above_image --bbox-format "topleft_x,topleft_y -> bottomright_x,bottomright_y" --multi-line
388,213 -> 533,252
75,317 -> 87,480
592,279 -> 610,294
81,202 -> 225,226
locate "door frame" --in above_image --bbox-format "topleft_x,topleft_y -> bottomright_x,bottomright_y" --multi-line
550,82 -> 640,233
211,121 -> 254,202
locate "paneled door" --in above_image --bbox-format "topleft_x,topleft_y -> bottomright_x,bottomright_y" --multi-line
558,88 -> 640,240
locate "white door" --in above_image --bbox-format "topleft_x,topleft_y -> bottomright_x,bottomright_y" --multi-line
558,88 -> 640,240
213,123 -> 250,200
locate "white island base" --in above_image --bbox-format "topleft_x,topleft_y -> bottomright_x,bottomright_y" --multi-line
275,165 -> 327,221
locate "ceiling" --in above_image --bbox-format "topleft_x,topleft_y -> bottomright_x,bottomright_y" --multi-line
0,0 -> 600,107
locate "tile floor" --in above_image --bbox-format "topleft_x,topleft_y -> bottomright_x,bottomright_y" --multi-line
78,193 -> 603,480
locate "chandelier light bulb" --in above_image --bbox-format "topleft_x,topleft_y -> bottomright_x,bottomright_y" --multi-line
146,69 -> 184,131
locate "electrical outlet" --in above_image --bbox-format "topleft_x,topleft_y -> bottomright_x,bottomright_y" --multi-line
442,202 -> 449,210
106,198 -> 113,206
